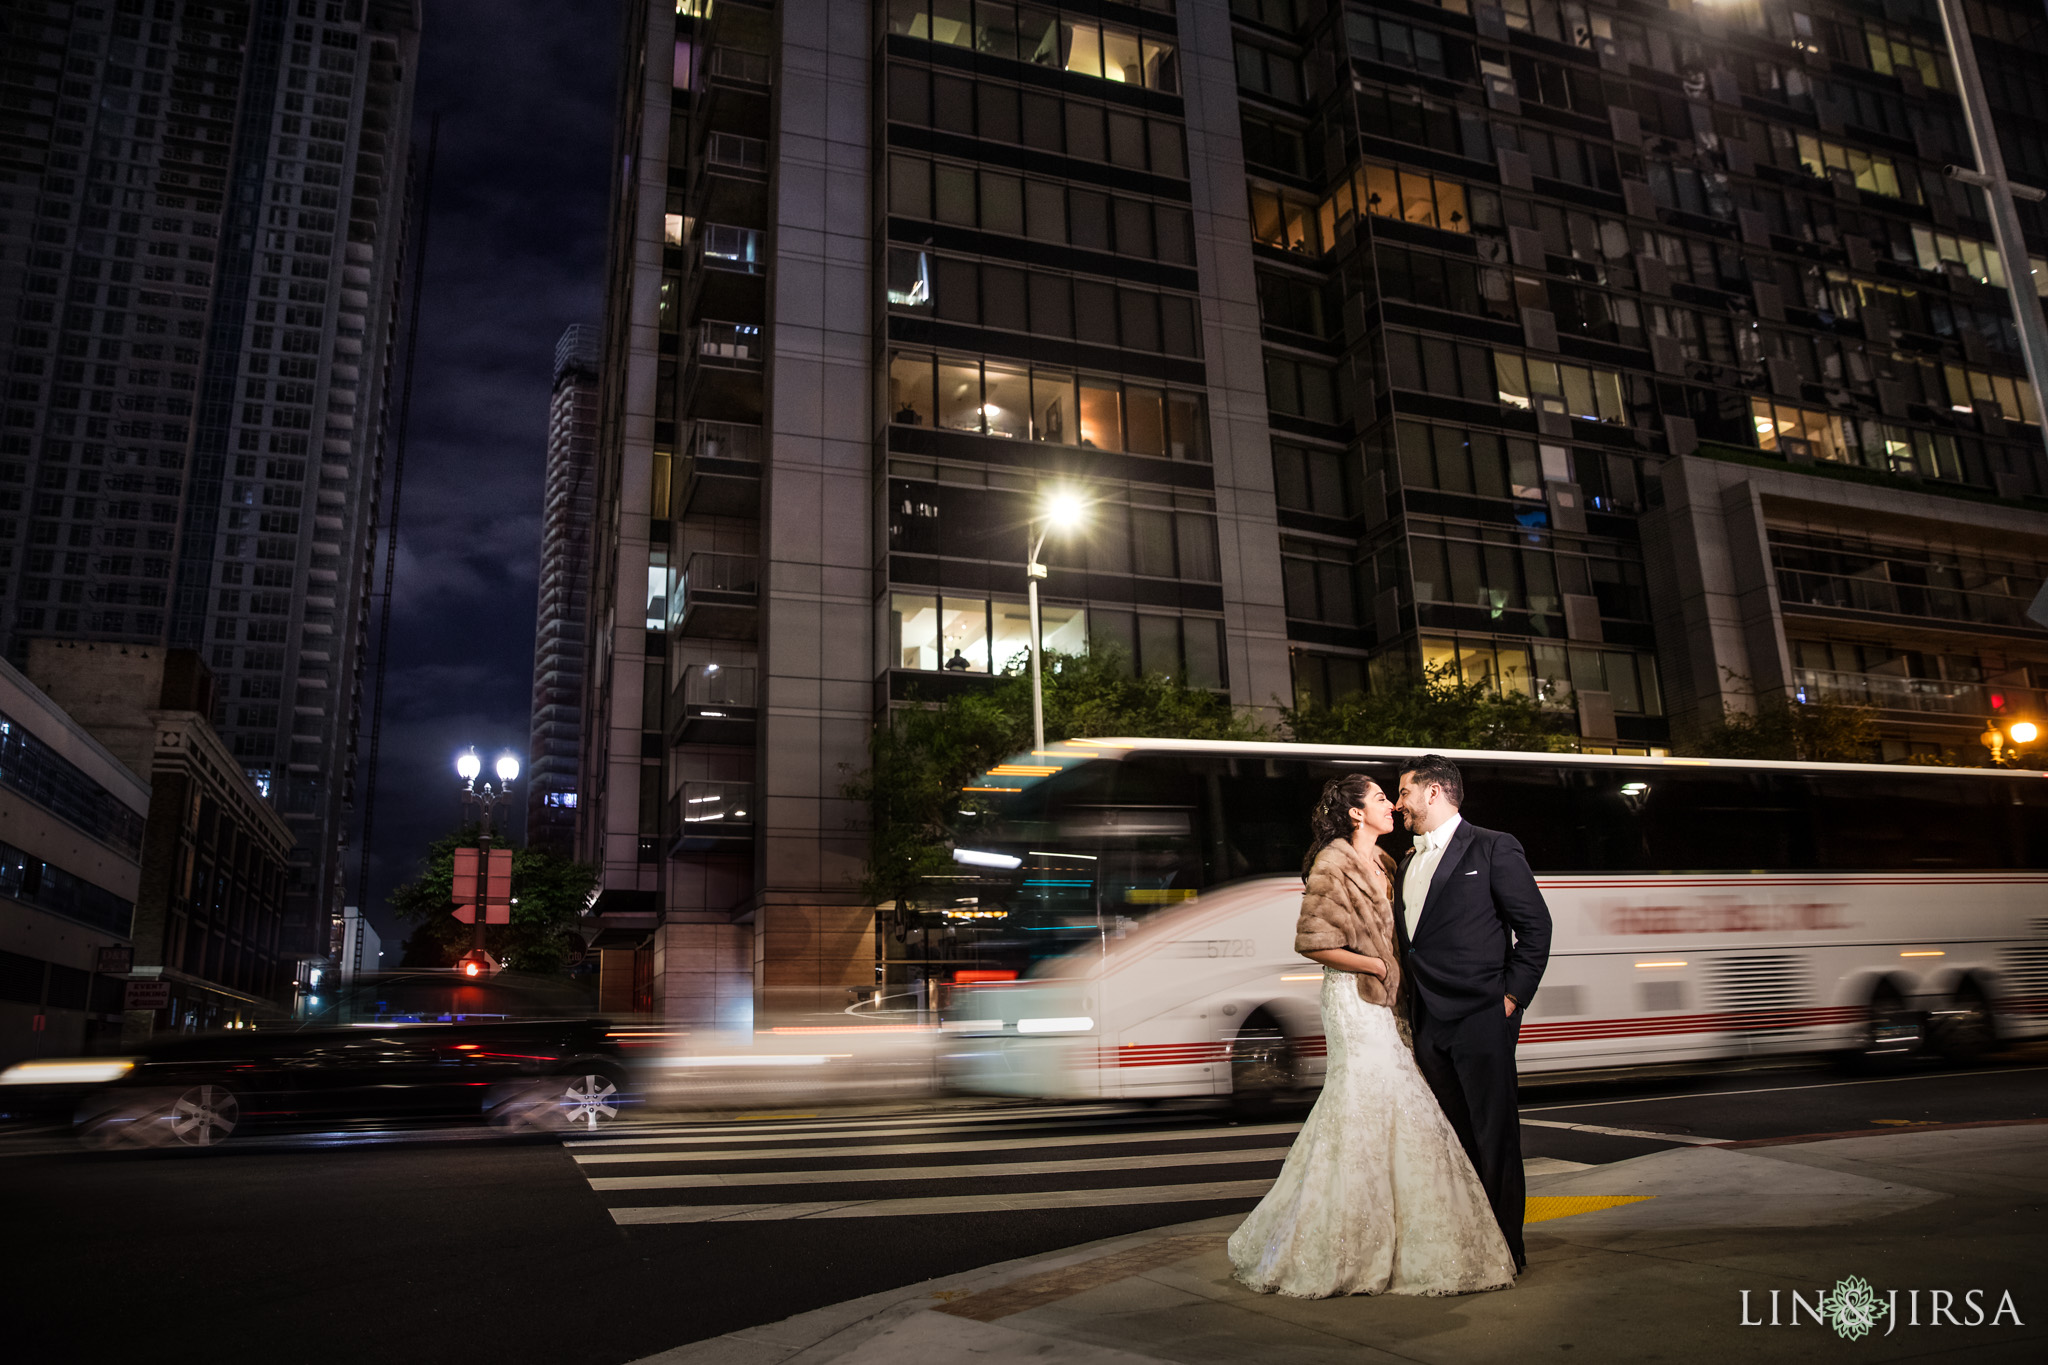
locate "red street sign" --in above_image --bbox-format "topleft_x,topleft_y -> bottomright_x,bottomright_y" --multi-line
125,980 -> 170,1010
451,848 -> 513,924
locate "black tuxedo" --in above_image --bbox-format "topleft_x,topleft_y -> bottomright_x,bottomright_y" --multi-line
1394,817 -> 1552,1270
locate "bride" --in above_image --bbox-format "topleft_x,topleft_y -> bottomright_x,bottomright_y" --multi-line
1227,774 -> 1517,1298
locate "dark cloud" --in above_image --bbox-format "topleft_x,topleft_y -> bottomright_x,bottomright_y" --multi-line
348,1 -> 623,945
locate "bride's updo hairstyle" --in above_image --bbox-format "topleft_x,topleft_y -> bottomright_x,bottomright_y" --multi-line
1303,773 -> 1376,879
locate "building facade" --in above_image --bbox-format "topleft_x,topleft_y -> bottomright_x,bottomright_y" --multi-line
26,640 -> 295,1038
0,0 -> 422,965
526,323 -> 601,854
0,654 -> 150,1064
582,0 -> 2048,1025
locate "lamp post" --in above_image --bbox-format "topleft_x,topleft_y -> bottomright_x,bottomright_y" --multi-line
1026,491 -> 1088,753
456,748 -> 520,967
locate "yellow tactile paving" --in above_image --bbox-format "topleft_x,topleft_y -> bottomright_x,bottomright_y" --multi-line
1524,1194 -> 1656,1224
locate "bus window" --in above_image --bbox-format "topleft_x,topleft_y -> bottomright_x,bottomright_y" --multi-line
1461,761 -> 1632,873
1810,774 -> 2016,870
2015,779 -> 2048,869
1639,769 -> 1814,872
1213,756 -> 1347,880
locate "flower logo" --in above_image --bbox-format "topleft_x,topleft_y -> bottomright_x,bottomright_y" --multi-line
1820,1275 -> 1888,1341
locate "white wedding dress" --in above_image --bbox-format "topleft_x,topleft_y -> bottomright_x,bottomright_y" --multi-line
1227,965 -> 1518,1298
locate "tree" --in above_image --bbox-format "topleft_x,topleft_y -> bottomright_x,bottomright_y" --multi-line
1281,663 -> 1575,752
845,649 -> 1263,909
1681,677 -> 1878,763
390,827 -> 597,974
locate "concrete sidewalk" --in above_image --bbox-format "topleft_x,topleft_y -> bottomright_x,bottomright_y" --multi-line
629,1122 -> 2048,1365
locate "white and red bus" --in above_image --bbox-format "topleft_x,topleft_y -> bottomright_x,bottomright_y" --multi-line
939,740 -> 2048,1103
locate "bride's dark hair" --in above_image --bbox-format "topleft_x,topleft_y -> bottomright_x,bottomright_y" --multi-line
1303,773 -> 1378,878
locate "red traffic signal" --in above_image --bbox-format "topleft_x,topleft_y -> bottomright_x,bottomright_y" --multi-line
456,950 -> 501,979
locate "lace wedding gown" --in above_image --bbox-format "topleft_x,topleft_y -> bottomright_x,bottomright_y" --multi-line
1227,966 -> 1517,1298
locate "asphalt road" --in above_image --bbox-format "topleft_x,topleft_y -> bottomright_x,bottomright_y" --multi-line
4,1054 -> 2044,1365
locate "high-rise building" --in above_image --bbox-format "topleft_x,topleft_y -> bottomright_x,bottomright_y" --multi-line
527,323 -> 601,854
583,0 -> 2048,1026
0,0 -> 422,961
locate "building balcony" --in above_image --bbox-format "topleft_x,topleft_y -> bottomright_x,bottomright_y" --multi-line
688,132 -> 770,227
674,663 -> 757,745
682,322 -> 764,424
673,551 -> 758,639
1792,668 -> 2048,719
1776,570 -> 2037,631
679,419 -> 761,518
690,42 -> 774,136
669,779 -> 754,855
684,227 -> 767,322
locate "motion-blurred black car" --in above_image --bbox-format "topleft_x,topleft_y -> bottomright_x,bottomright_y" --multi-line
67,1014 -> 635,1148
18,970 -> 638,1154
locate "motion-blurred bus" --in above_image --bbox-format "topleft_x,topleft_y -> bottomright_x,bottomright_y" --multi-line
938,740 -> 2048,1104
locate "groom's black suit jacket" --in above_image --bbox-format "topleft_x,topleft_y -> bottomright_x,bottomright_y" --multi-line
1392,819 -> 1552,1023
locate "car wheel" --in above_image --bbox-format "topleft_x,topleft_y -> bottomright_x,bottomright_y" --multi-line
1928,982 -> 1996,1065
493,1072 -> 627,1134
165,1083 -> 240,1147
1227,1011 -> 1300,1118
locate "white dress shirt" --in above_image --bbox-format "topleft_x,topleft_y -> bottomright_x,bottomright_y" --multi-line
1402,812 -> 1463,941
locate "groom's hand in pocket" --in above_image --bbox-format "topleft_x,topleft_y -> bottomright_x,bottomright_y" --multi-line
1503,996 -> 1518,1017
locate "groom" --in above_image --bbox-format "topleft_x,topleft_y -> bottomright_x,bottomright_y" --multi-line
1393,754 -> 1552,1272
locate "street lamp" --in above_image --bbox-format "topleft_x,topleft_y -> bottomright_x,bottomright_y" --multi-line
1981,719 -> 2039,766
1026,490 -> 1089,753
455,747 -> 519,969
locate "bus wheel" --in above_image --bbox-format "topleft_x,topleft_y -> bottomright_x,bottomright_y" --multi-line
1851,983 -> 1924,1071
1929,981 -> 1996,1066
1227,1011 -> 1299,1118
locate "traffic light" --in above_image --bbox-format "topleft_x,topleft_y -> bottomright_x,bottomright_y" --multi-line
457,950 -> 502,978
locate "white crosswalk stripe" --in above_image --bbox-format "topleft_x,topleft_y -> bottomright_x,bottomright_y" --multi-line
574,1107 -> 1299,1226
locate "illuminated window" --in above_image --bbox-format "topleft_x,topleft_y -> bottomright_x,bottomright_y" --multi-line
1911,227 -> 2007,289
1862,21 -> 1947,89
1943,365 -> 2042,425
1795,134 -> 1902,200
1750,398 -> 1854,464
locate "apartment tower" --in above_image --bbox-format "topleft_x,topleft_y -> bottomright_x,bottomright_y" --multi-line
0,0 -> 422,959
582,0 -> 2048,1025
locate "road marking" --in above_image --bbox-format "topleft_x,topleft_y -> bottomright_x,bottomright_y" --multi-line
590,1104 -> 1133,1141
1518,1063 -> 2048,1115
571,1122 -> 1305,1166
1520,1118 -> 1726,1145
588,1145 -> 1291,1191
1712,1115 -> 2048,1150
609,1178 -> 1279,1224
567,1111 -> 1217,1150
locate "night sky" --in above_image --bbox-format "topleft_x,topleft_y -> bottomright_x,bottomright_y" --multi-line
346,1 -> 624,949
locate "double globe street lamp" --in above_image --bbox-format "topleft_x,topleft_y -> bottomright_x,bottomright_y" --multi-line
454,747 -> 520,976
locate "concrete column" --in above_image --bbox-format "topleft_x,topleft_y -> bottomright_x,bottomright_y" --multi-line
1638,456 -> 1790,745
1179,0 -> 1293,722
753,0 -> 876,1021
